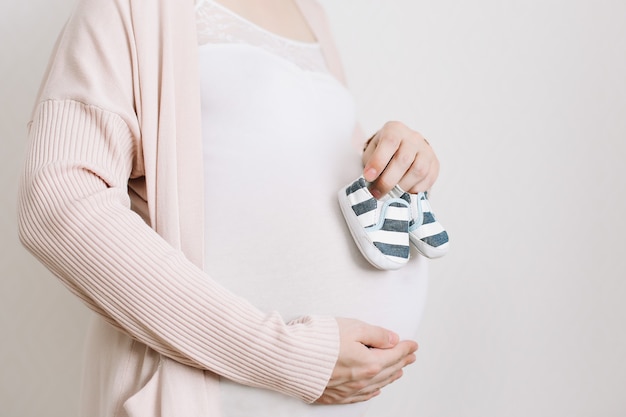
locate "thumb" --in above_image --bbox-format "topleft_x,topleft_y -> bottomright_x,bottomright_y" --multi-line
357,323 -> 399,349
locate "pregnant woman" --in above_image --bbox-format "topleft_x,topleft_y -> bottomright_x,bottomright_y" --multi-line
18,0 -> 439,416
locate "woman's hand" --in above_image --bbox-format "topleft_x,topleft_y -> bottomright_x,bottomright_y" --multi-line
315,318 -> 418,404
362,121 -> 439,198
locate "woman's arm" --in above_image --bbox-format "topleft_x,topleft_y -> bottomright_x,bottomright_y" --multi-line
18,100 -> 417,403
18,0 -> 418,404
18,99 -> 340,402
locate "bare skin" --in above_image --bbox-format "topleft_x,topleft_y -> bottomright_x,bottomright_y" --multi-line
362,121 -> 440,197
216,0 -> 317,43
316,319 -> 418,404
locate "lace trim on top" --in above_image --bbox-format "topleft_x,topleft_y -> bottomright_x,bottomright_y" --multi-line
195,0 -> 328,73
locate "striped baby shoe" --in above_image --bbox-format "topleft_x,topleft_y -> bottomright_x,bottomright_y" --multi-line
389,187 -> 450,259
338,177 -> 411,270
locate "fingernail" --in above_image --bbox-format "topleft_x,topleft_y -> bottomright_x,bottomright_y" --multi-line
364,168 -> 377,181
388,331 -> 399,345
370,188 -> 382,199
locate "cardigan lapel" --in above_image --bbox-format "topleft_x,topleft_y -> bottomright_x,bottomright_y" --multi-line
131,0 -> 205,270
128,5 -> 219,417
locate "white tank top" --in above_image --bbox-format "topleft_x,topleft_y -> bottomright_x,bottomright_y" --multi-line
196,1 -> 429,416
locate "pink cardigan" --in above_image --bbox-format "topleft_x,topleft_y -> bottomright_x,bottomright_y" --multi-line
18,0 -> 349,415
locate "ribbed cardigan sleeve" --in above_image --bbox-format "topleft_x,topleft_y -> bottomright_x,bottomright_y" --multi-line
17,99 -> 339,403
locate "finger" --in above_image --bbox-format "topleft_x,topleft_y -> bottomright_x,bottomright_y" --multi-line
315,387 -> 381,405
353,389 -> 382,403
398,152 -> 440,194
362,132 -> 401,185
370,140 -> 420,197
353,321 -> 400,349
371,340 -> 418,369
405,170 -> 437,194
341,385 -> 385,404
357,369 -> 405,398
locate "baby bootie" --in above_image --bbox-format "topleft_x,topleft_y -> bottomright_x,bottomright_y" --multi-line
338,177 -> 411,270
388,187 -> 450,259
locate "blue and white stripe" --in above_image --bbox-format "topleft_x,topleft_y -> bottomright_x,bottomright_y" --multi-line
338,177 -> 411,269
392,188 -> 449,259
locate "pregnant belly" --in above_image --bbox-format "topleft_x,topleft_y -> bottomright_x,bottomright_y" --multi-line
210,249 -> 428,417
204,189 -> 429,417
202,130 -> 428,416
204,188 -> 429,338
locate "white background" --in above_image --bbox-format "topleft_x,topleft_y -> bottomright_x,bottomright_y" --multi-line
1,0 -> 625,416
